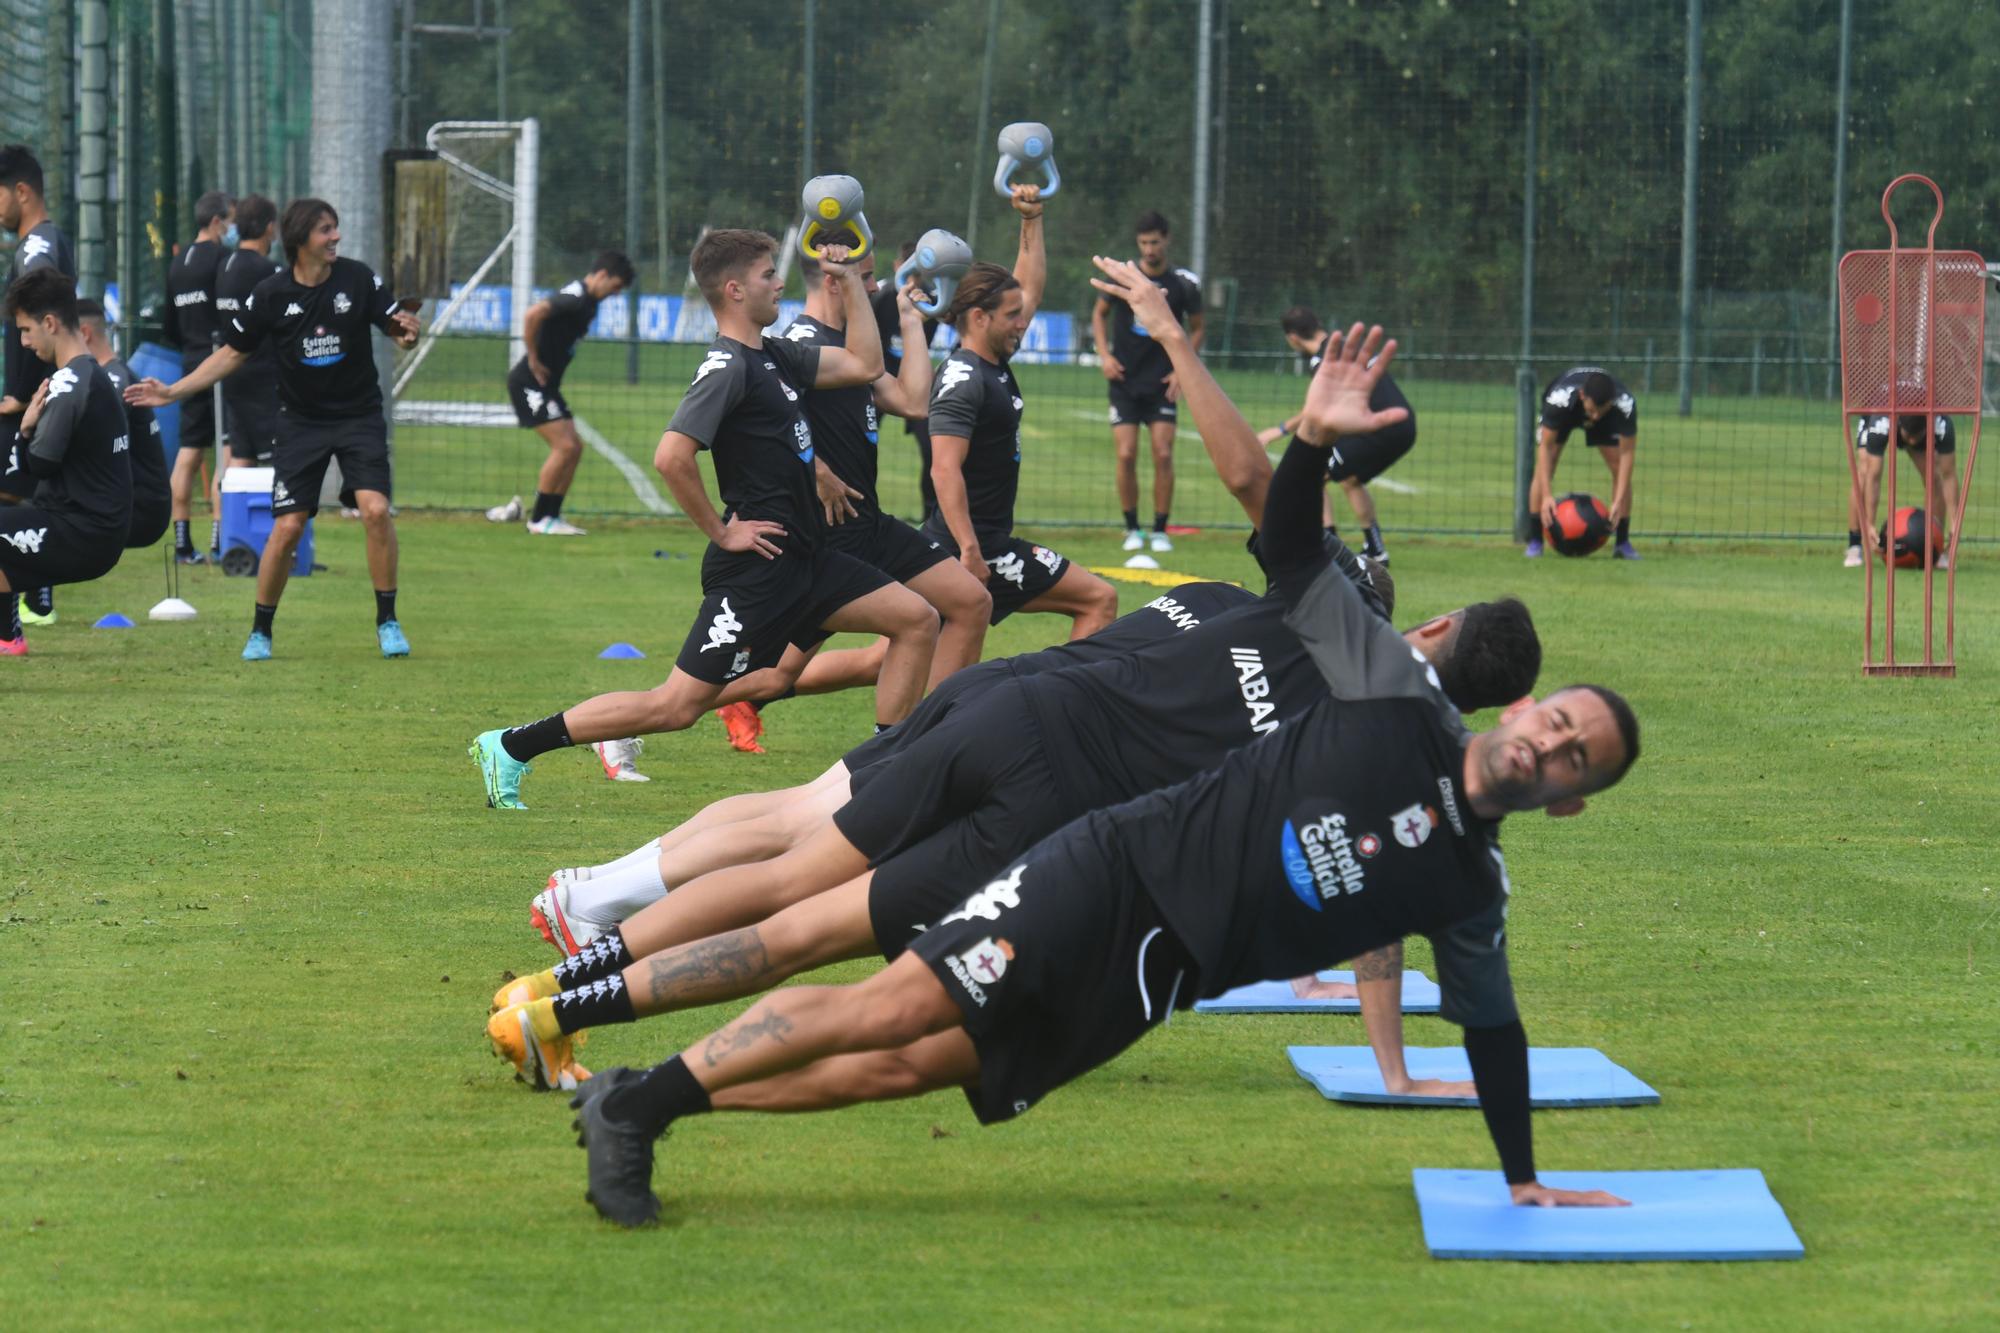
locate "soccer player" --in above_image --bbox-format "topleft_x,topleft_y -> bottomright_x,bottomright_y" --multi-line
213,195 -> 285,474
485,250 -> 636,535
1846,414 -> 1960,568
0,143 -> 77,636
0,270 -> 133,653
927,185 -> 1118,639
1526,366 -> 1637,560
1092,210 -> 1203,554
162,190 -> 234,563
543,334 -> 1641,1227
127,198 -> 422,661
76,298 -> 169,552
466,232 -> 940,810
875,240 -> 941,518
1256,306 -> 1414,566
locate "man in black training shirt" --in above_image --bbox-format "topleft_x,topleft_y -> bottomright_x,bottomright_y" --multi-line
928,185 -> 1117,640
76,298 -> 169,551
0,270 -> 132,653
1255,305 -> 1415,567
0,144 -> 78,638
547,328 -> 1639,1227
129,198 -> 422,662
162,190 -> 234,563
485,249 -> 635,535
874,240 -> 942,517
467,231 -> 941,810
1527,366 -> 1638,560
213,194 -> 285,478
1846,414 -> 1960,569
1090,210 -> 1203,554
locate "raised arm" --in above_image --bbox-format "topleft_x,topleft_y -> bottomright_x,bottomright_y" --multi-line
871,285 -> 933,420
809,246 -> 884,388
1008,185 -> 1047,320
1091,256 -> 1269,525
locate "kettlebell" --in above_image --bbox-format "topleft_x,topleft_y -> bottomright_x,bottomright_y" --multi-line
800,174 -> 874,261
993,121 -> 1061,199
894,228 -> 975,317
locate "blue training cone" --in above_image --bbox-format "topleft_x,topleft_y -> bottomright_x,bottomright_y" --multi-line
94,612 -> 136,628
598,642 -> 646,660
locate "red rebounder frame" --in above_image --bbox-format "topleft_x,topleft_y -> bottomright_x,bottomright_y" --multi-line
1839,175 -> 1985,677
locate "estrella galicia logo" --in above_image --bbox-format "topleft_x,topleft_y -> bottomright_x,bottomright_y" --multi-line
793,418 -> 814,463
864,403 -> 879,445
1280,820 -> 1320,912
300,326 -> 345,367
1280,803 -> 1368,911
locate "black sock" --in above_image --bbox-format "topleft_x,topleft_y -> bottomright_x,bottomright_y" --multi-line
1615,518 -> 1631,543
501,712 -> 573,763
552,973 -> 637,1034
208,523 -> 221,553
1363,523 -> 1386,556
252,602 -> 276,637
1122,508 -> 1139,532
174,519 -> 192,553
3,593 -> 19,640
874,721 -> 891,735
604,1053 -> 712,1136
1324,523 -> 1341,541
1847,528 -> 1861,546
553,928 -> 633,992
1153,512 -> 1169,534
27,587 -> 50,616
374,588 -> 397,626
531,491 -> 564,522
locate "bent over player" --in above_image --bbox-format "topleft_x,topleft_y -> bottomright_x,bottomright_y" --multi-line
546,329 -> 1641,1226
1526,366 -> 1637,560
468,232 -> 939,809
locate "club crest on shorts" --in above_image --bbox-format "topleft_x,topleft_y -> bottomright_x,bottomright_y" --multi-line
1032,545 -> 1063,575
1391,803 -> 1437,849
945,936 -> 1014,1008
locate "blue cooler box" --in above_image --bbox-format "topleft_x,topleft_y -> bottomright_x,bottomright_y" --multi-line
218,466 -> 313,577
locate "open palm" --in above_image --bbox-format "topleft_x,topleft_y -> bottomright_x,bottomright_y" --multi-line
1297,323 -> 1408,443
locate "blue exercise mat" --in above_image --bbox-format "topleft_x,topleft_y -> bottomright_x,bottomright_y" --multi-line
1193,970 -> 1441,1014
1288,1045 -> 1660,1107
1412,1168 -> 1804,1261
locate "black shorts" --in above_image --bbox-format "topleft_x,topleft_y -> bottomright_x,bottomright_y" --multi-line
222,388 -> 280,463
869,819 -> 1018,959
1860,432 -> 1956,459
1327,379 -> 1417,483
673,546 -> 892,686
909,827 -> 1200,1126
825,511 -> 952,586
179,353 -> 218,451
832,679 -> 1067,866
841,657 -> 1019,777
271,413 -> 392,518
125,494 -> 171,550
0,507 -> 126,588
1108,380 -> 1177,427
0,420 -> 28,500
507,361 -> 571,429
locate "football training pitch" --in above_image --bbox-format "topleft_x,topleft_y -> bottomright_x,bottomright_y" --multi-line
4,516 -> 1995,1327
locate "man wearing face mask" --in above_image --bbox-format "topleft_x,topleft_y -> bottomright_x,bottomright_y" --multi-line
212,194 -> 284,482
162,190 -> 235,564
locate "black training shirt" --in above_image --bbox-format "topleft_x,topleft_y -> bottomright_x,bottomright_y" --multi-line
5,220 -> 76,404
23,354 -> 133,533
665,333 -> 824,566
214,248 -> 284,406
1106,264 -> 1202,387
1540,367 -> 1636,439
101,356 -> 167,514
781,315 -> 883,515
224,257 -> 401,421
520,277 -> 601,387
921,349 -> 1024,551
165,238 -> 228,360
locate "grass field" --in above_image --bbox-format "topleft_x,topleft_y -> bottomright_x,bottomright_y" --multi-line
5,514 -> 1997,1328
387,334 -> 1999,545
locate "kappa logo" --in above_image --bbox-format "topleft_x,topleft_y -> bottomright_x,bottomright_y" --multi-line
1031,545 -> 1062,575
1546,385 -> 1575,409
0,526 -> 49,555
1436,777 -> 1465,835
555,974 -> 625,1011
1175,267 -> 1201,287
1615,393 -> 1635,417
1391,803 -> 1437,849
21,233 -> 51,262
523,387 -> 545,416
990,550 -> 1026,588
333,292 -> 352,315
560,279 -> 585,298
945,936 -> 1015,1007
935,359 -> 975,397
698,598 -> 745,653
939,864 -> 1028,926
693,349 -> 732,383
284,302 -> 305,318
783,322 -> 817,341
45,366 -> 78,399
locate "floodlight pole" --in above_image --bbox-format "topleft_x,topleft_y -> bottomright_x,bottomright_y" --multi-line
1825,0 -> 1853,399
1190,0 -> 1213,282
965,0 -> 1001,251
624,0 -> 643,384
1675,0 -> 1702,418
1512,34 -> 1539,543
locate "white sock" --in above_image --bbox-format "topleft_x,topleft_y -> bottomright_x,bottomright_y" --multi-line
584,837 -> 664,879
565,854 -> 668,928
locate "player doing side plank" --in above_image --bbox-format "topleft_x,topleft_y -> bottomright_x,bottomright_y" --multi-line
466,233 -> 939,809
527,328 -> 1641,1226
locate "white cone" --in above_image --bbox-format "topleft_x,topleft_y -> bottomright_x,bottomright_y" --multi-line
149,597 -> 198,621
1123,553 -> 1161,571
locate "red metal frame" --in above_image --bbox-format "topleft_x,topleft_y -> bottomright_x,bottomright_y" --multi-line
1837,175 -> 1985,677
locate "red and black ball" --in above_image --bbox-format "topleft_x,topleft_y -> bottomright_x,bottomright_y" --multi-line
1548,493 -> 1612,557
1881,506 -> 1943,569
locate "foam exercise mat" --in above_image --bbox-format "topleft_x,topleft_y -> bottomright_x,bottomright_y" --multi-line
1288,1045 -> 1660,1107
1411,1168 -> 1805,1261
1192,970 -> 1441,1014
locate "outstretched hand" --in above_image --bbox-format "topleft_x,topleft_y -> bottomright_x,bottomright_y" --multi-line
1089,256 -> 1179,344
125,377 -> 175,409
1295,323 -> 1407,446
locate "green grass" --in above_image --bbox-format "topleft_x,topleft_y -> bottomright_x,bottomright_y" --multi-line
388,334 -> 2000,543
3,516 -> 1997,1327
